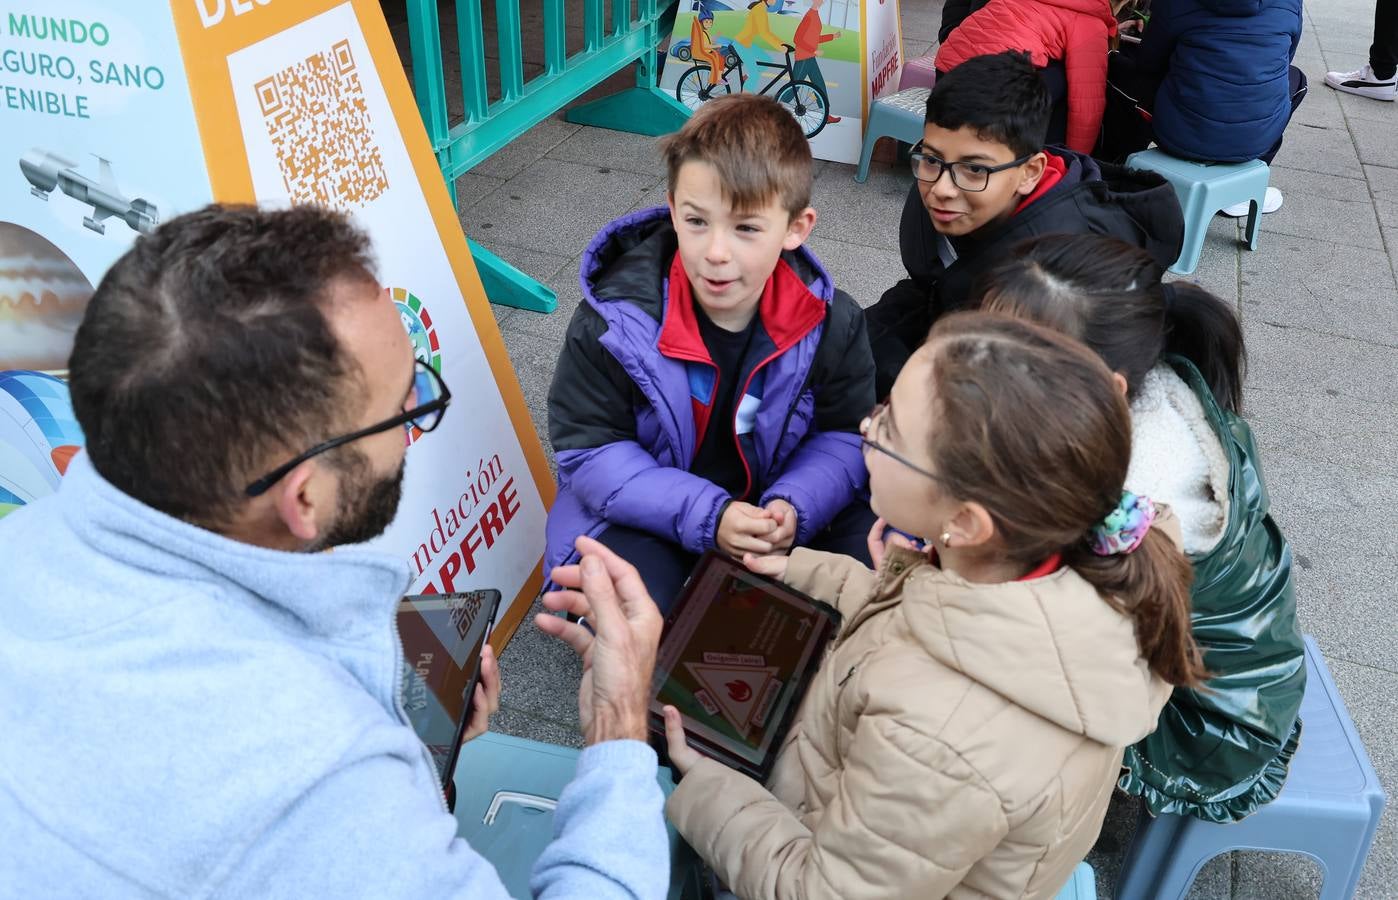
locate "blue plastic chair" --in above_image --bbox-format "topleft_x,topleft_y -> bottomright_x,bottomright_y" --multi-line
1056,861 -> 1097,899
855,86 -> 930,183
1124,149 -> 1271,276
452,732 -> 705,899
1116,636 -> 1387,900
458,732 -> 1101,898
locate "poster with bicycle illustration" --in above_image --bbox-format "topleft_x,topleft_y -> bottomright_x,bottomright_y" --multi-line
660,0 -> 903,164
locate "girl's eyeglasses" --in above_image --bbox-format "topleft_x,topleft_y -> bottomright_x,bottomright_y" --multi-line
860,400 -> 943,484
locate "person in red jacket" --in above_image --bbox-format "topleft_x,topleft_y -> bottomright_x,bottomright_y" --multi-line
792,0 -> 841,123
935,0 -> 1131,154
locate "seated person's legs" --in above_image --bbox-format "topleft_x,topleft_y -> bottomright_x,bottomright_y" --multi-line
1098,47 -> 1159,162
1039,60 -> 1069,148
594,525 -> 698,617
805,498 -> 878,567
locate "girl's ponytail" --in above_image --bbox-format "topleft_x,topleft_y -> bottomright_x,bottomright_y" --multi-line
976,235 -> 1248,415
1161,282 -> 1247,414
1067,526 -> 1208,687
924,314 -> 1206,688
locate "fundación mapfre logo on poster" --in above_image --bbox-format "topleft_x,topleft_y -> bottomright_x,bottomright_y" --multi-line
390,286 -> 440,444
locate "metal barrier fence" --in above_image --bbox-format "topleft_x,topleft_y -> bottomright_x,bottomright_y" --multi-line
405,0 -> 689,311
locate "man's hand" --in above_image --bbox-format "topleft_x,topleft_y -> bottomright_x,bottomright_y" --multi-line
537,537 -> 663,745
459,643 -> 500,745
763,499 -> 798,552
717,502 -> 778,556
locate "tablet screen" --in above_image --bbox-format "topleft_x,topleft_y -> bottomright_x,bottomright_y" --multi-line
398,589 -> 502,787
649,553 -> 840,779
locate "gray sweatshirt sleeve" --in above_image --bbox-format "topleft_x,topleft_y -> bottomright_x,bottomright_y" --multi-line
210,739 -> 668,899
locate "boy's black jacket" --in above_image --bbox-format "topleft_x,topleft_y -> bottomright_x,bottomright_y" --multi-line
865,147 -> 1185,397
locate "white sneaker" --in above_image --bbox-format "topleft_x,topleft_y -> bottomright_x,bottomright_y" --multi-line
1220,187 -> 1283,218
1324,64 -> 1397,101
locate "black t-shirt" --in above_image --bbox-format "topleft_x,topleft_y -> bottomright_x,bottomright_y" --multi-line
690,303 -> 758,499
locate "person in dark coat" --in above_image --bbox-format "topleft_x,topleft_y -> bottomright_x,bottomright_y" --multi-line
1103,0 -> 1306,214
864,52 -> 1184,398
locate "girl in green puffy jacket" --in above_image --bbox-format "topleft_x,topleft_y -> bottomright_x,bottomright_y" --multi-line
975,232 -> 1306,823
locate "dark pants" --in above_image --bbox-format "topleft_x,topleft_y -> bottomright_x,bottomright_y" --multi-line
1098,50 -> 1307,166
1038,60 -> 1070,149
1097,49 -> 1160,163
596,499 -> 879,617
1372,0 -> 1398,79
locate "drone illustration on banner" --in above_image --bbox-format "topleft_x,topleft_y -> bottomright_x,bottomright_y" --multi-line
19,149 -> 159,236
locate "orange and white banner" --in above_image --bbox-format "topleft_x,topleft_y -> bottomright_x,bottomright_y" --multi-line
0,2 -> 553,647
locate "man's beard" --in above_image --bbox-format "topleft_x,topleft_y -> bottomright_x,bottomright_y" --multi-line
307,448 -> 405,552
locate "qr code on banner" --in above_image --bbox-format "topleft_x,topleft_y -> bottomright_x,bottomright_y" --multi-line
253,39 -> 388,208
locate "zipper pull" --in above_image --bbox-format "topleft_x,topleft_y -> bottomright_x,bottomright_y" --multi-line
838,666 -> 856,687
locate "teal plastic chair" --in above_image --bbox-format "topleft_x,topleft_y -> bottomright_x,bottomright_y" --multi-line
1116,636 -> 1387,900
452,732 -> 705,899
1056,861 -> 1097,899
855,87 -> 930,183
1124,149 -> 1270,276
457,732 -> 1104,898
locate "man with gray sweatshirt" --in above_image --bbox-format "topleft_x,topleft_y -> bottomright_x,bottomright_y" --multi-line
0,204 -> 670,899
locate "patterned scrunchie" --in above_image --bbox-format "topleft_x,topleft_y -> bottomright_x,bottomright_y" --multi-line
1089,491 -> 1157,556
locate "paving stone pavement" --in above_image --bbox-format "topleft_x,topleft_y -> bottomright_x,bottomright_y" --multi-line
390,0 -> 1398,894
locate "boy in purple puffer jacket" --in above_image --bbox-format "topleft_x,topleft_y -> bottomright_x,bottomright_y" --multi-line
546,94 -> 876,613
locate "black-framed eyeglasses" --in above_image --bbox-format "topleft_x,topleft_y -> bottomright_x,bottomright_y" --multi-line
245,359 -> 452,497
909,146 -> 1037,192
860,400 -> 943,483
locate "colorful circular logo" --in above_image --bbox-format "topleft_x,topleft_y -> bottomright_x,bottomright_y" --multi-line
390,287 -> 442,444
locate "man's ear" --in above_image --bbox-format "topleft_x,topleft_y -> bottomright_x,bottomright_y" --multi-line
272,460 -> 324,544
1015,151 -> 1049,197
782,206 -> 818,251
946,500 -> 997,550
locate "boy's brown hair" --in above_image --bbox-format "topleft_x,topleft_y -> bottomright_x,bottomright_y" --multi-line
660,94 -> 813,217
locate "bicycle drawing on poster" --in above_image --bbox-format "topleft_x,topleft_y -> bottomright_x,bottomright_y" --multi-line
658,0 -> 903,165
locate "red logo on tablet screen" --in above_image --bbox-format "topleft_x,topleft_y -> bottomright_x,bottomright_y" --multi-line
726,680 -> 753,702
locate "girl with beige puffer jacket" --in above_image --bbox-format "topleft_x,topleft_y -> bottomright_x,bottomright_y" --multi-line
661,312 -> 1206,900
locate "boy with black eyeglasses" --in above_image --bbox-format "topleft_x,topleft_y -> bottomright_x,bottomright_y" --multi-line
864,51 -> 1185,396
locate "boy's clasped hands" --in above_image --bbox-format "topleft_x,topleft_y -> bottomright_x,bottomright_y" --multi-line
716,498 -> 798,556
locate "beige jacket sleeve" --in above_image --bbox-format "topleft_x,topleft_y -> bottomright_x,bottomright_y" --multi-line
782,548 -> 878,620
666,713 -> 1010,900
